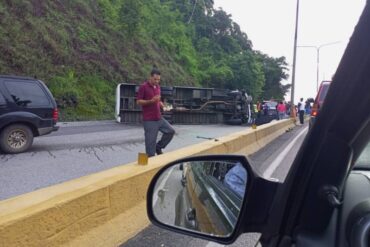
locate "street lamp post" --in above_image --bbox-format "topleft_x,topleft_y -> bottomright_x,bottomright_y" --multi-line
298,41 -> 341,92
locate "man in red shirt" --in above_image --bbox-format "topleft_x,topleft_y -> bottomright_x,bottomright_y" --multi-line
277,101 -> 286,120
136,68 -> 175,157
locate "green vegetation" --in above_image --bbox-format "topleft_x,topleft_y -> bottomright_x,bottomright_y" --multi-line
0,0 -> 290,120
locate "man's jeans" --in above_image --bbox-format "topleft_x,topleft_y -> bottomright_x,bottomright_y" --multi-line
143,118 -> 175,157
299,110 -> 305,124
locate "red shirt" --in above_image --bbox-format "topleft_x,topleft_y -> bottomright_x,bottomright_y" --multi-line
137,81 -> 161,121
277,103 -> 286,113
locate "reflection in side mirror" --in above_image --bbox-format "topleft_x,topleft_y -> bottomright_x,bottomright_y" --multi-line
152,159 -> 248,238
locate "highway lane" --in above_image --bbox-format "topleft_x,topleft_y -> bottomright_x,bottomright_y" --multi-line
0,121 -> 249,200
121,123 -> 309,247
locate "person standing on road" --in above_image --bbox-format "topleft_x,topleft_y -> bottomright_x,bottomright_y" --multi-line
137,68 -> 175,157
256,101 -> 262,118
305,100 -> 311,115
298,98 -> 305,124
277,101 -> 286,120
285,101 -> 291,116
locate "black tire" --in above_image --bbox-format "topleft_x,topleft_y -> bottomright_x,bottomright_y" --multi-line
0,124 -> 34,154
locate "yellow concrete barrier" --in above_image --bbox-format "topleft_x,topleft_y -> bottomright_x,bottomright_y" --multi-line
0,119 -> 295,247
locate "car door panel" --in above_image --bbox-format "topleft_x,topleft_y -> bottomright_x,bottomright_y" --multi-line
339,172 -> 370,247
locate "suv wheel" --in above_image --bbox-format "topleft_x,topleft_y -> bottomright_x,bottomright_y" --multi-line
0,124 -> 34,154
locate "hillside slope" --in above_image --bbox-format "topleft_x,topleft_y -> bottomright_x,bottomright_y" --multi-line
0,0 -> 289,120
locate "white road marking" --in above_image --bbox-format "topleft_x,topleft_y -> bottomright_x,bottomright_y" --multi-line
206,241 -> 224,247
263,126 -> 308,178
153,166 -> 176,206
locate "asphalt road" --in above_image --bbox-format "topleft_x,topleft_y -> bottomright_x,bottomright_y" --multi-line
121,123 -> 308,247
0,121 -> 250,200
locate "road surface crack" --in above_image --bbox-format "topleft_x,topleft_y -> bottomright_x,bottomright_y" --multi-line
0,154 -> 14,162
85,147 -> 103,163
47,151 -> 56,159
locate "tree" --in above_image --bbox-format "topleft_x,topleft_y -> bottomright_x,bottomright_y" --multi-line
119,0 -> 143,36
258,53 -> 290,100
228,52 -> 265,98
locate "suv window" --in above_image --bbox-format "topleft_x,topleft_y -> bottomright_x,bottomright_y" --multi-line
0,92 -> 6,105
4,80 -> 50,107
318,83 -> 330,103
266,102 -> 277,108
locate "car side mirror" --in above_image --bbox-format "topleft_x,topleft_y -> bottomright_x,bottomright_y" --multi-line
147,155 -> 280,244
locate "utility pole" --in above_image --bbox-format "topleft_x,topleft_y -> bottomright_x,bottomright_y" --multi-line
290,0 -> 300,119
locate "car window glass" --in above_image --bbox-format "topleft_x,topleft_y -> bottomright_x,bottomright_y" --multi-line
201,161 -> 245,201
265,102 -> 277,108
354,141 -> 370,169
318,84 -> 330,103
0,92 -> 6,105
4,80 -> 50,107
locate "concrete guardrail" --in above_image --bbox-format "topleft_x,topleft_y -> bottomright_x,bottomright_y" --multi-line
0,119 -> 296,247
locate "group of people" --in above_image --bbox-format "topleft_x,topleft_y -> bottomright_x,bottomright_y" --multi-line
255,98 -> 310,125
256,101 -> 291,120
280,98 -> 308,125
279,98 -> 309,125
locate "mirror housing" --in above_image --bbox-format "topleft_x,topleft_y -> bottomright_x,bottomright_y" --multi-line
147,155 -> 280,244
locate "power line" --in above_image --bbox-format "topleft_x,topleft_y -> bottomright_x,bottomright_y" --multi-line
187,0 -> 198,24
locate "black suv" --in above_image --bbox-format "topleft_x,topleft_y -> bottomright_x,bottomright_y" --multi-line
0,75 -> 59,154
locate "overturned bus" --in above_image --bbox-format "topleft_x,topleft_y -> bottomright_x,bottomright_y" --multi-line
115,83 -> 253,125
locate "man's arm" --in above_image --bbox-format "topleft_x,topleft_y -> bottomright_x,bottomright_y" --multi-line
137,95 -> 161,106
137,98 -> 154,106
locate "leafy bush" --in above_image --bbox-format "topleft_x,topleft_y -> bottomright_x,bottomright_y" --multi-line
48,71 -> 114,120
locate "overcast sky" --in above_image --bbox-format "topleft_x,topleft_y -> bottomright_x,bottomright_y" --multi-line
213,0 -> 365,102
